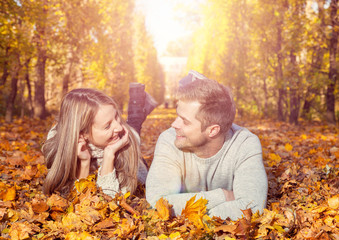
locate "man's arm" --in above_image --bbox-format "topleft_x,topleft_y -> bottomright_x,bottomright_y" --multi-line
208,135 -> 268,220
146,129 -> 226,215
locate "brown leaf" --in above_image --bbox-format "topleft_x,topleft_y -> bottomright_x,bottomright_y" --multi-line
93,218 -> 115,231
32,197 -> 49,213
234,218 -> 251,236
0,208 -> 6,220
120,197 -> 139,216
47,194 -> 69,212
241,208 -> 252,222
9,222 -> 34,240
214,224 -> 237,233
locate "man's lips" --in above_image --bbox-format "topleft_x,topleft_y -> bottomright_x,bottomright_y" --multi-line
176,134 -> 185,139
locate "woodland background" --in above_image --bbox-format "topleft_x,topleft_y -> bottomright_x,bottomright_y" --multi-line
0,0 -> 339,239
0,0 -> 338,124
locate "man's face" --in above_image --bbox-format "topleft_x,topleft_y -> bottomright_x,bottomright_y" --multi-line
171,100 -> 209,153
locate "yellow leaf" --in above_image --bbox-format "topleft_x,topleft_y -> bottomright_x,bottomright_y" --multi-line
7,209 -> 20,222
311,206 -> 327,213
158,234 -> 169,239
301,134 -> 307,140
169,231 -> 181,239
328,195 -> 339,209
293,152 -> 300,158
62,212 -> 86,231
155,197 -> 172,221
74,175 -> 97,194
65,231 -> 99,240
309,149 -> 317,154
324,216 -> 335,227
181,195 -> 208,228
124,192 -> 131,199
273,224 -> 285,233
285,143 -> 293,152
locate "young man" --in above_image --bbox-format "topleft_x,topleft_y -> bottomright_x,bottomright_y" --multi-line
146,71 -> 268,220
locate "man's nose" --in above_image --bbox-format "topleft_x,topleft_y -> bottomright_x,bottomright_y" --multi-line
171,117 -> 180,129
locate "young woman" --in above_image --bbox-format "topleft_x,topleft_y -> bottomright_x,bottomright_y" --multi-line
42,87 -> 155,197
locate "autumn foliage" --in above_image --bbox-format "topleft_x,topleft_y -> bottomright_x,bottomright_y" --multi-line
0,108 -> 338,239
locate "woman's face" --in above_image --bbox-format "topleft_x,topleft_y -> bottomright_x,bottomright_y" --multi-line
87,104 -> 124,148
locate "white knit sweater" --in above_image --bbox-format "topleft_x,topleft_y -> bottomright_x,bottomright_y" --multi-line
146,124 -> 268,220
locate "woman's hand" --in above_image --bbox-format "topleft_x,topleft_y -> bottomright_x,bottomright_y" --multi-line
77,135 -> 91,179
78,135 -> 91,162
101,125 -> 129,176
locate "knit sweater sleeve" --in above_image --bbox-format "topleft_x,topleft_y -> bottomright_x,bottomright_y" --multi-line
208,134 -> 268,220
146,129 -> 226,216
96,167 -> 128,197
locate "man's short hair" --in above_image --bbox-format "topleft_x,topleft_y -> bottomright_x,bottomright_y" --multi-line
176,75 -> 236,134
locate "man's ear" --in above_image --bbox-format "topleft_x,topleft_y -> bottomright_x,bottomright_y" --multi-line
206,124 -> 221,138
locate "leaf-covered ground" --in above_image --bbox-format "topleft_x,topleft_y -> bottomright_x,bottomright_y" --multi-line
0,108 -> 338,240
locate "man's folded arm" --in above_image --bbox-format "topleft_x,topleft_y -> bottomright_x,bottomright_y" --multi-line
208,143 -> 268,220
146,132 -> 227,215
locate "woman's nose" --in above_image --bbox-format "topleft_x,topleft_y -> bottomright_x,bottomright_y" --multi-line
113,123 -> 123,133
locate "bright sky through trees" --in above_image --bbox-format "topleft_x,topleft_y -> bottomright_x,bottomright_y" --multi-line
136,0 -> 192,55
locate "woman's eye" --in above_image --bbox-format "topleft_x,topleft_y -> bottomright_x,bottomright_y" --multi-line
105,124 -> 110,130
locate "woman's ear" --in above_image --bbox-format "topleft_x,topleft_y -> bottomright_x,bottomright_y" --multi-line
81,133 -> 89,141
206,124 -> 221,138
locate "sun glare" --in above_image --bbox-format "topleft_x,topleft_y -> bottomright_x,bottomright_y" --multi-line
137,0 -> 188,55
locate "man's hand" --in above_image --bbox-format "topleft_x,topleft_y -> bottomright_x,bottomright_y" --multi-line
223,189 -> 235,201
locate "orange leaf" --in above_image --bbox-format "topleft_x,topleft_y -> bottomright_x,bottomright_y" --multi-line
328,195 -> 339,209
47,194 -> 69,212
285,143 -> 293,152
214,224 -> 237,233
2,186 -> 16,201
9,222 -> 34,240
155,197 -> 172,221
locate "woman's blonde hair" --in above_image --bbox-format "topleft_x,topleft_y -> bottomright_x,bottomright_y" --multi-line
42,88 -> 140,196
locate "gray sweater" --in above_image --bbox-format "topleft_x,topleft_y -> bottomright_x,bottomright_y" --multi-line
146,124 -> 268,220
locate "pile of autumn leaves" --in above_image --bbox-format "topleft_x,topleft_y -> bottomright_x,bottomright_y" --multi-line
0,110 -> 338,240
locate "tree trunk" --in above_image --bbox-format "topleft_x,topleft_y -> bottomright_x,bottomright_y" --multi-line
5,57 -> 20,122
33,5 -> 47,119
326,0 -> 338,123
24,58 -> 33,117
302,0 -> 326,118
62,50 -> 73,96
1,46 -> 10,86
276,20 -> 285,121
